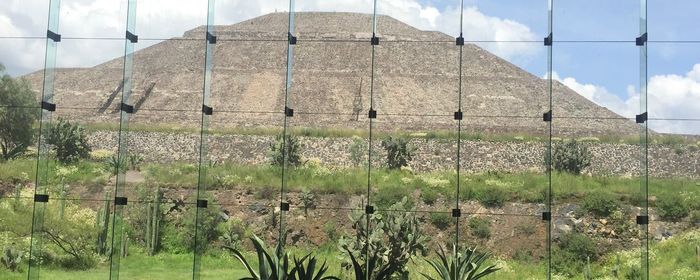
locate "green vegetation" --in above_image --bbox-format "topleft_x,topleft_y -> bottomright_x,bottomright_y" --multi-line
552,233 -> 598,277
340,197 -> 429,279
0,64 -> 37,161
552,140 -> 591,175
421,245 -> 500,280
657,194 -> 690,221
348,136 -> 367,167
476,187 -> 508,208
381,136 -> 415,169
47,118 -> 92,164
468,217 -> 491,239
268,134 -> 303,167
581,192 -> 621,217
429,212 -> 452,230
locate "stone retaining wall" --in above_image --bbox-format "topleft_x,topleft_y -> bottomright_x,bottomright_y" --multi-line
87,131 -> 700,178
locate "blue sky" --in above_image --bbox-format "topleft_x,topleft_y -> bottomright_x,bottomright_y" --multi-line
1,0 -> 698,133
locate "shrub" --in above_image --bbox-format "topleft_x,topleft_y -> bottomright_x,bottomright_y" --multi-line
429,212 -> 452,230
420,186 -> 439,205
374,185 -> 413,209
582,192 -> 620,217
468,217 -> 491,239
300,189 -> 316,216
216,218 -> 246,249
47,118 -> 92,163
340,197 -> 429,279
552,139 -> 591,174
1,245 -> 22,272
0,64 -> 38,160
657,194 -> 689,221
552,233 -> 598,276
268,134 -> 302,166
690,210 -> 700,225
381,136 -> 414,169
477,187 -> 508,208
348,135 -> 367,167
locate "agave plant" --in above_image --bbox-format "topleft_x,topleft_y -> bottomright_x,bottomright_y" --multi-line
421,244 -> 500,280
289,255 -> 340,280
343,246 -> 393,280
225,234 -> 339,280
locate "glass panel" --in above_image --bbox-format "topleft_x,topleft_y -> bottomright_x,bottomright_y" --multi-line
58,0 -> 128,38
647,119 -> 700,279
552,43 -> 643,279
0,0 -> 50,37
554,0 -> 638,42
648,0 -> 699,42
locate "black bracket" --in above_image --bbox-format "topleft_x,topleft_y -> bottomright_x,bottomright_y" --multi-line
543,110 -> 552,122
121,102 -> 134,114
456,36 -> 464,46
542,211 -> 551,221
206,31 -> 217,44
280,202 -> 290,211
288,32 -> 297,45
197,199 -> 208,208
636,32 -> 648,46
636,215 -> 649,225
452,208 -> 461,218
544,33 -> 553,46
202,105 -> 213,115
636,112 -> 648,124
47,30 -> 61,42
34,194 -> 49,203
454,111 -> 463,120
371,34 -> 379,46
115,196 -> 128,206
285,106 -> 294,117
41,101 -> 56,112
368,109 -> 377,119
365,205 -> 375,214
126,31 -> 138,43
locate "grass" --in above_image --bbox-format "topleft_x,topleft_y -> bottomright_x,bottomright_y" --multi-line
2,230 -> 698,279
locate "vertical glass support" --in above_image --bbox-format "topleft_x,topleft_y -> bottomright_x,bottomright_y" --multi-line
279,0 -> 295,265
639,0 -> 649,279
27,0 -> 61,278
545,0 -> 554,279
109,0 -> 137,279
364,1 -> 379,279
454,1 -> 465,280
192,0 -> 216,279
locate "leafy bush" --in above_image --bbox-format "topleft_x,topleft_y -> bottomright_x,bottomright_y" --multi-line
0,64 -> 38,160
429,212 -> 452,230
349,135 -> 367,167
216,218 -> 246,249
300,189 -> 316,216
421,244 -> 500,280
373,185 -> 414,209
552,140 -> 591,175
477,187 -> 508,208
657,194 -> 689,221
582,192 -> 620,217
468,217 -> 491,239
1,245 -> 22,272
381,136 -> 414,169
268,134 -> 302,167
552,233 -> 598,276
340,197 -> 429,279
47,118 -> 92,163
690,210 -> 700,225
420,186 -> 439,205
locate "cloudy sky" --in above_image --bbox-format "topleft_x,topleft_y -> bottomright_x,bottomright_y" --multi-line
1,0 -> 699,134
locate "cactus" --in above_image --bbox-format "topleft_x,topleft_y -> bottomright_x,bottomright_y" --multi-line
145,187 -> 163,256
300,189 -> 315,217
96,191 -> 111,255
121,232 -> 129,258
58,182 -> 67,219
1,245 -> 22,272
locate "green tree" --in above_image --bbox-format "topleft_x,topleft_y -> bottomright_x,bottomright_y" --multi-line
0,63 -> 37,160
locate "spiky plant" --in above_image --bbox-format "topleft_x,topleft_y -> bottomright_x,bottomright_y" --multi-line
421,244 -> 500,280
289,255 -> 340,280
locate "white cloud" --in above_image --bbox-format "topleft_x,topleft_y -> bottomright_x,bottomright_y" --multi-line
0,0 -> 539,75
549,65 -> 700,135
